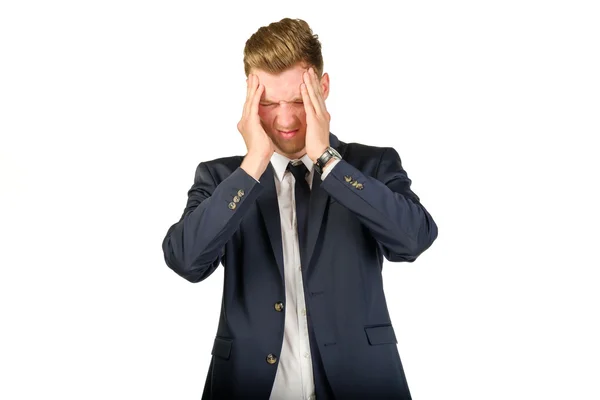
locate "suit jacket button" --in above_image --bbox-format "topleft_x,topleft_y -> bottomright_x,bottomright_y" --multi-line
274,302 -> 284,312
228,202 -> 236,210
266,354 -> 277,364
233,195 -> 240,203
237,189 -> 245,197
344,175 -> 352,183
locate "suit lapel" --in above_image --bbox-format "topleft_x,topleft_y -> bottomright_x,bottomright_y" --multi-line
255,163 -> 285,281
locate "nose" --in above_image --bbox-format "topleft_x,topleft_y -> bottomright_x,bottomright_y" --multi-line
276,102 -> 298,128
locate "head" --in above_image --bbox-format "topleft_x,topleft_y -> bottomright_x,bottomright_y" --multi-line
243,18 -> 330,159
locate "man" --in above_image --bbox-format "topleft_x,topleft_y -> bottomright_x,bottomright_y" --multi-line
162,18 -> 438,400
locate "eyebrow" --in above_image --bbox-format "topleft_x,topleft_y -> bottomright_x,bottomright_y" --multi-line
260,97 -> 303,103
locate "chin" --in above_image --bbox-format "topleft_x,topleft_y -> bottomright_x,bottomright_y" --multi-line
277,142 -> 305,157
270,135 -> 304,155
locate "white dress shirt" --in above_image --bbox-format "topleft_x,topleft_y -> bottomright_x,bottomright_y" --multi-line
266,152 -> 339,400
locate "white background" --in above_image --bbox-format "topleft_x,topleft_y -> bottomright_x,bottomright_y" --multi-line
1,1 -> 599,399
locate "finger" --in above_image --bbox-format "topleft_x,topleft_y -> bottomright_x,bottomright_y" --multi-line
242,74 -> 251,118
243,74 -> 257,118
303,69 -> 324,117
300,82 -> 315,118
311,68 -> 328,113
250,82 -> 264,118
245,75 -> 256,117
245,74 -> 253,102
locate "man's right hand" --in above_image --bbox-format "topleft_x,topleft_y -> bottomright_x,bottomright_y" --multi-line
238,73 -> 274,181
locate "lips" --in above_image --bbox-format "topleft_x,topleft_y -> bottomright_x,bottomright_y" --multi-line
278,129 -> 298,138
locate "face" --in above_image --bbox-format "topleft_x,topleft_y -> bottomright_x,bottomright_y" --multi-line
250,62 -> 329,159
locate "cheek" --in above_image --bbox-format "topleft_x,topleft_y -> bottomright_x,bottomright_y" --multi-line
258,107 -> 272,120
297,109 -> 307,122
291,106 -> 306,118
257,106 -> 306,125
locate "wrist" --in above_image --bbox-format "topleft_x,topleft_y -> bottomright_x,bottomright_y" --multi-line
309,144 -> 330,163
323,157 -> 337,170
313,145 -> 341,175
241,153 -> 270,181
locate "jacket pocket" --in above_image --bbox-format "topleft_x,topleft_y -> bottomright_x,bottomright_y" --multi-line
211,337 -> 233,359
364,324 -> 398,345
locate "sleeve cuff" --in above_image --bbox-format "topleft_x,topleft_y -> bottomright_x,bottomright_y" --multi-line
320,158 -> 341,180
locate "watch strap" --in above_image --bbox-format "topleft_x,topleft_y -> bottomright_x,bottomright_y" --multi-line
314,147 -> 341,174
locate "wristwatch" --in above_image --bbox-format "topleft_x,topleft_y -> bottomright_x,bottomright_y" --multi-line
314,146 -> 342,174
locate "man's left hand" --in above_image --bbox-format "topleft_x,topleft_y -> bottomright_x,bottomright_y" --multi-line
301,67 -> 331,162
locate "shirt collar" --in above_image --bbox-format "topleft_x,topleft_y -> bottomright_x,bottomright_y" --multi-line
270,151 -> 314,182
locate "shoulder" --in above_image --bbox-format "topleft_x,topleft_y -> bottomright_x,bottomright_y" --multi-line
201,154 -> 244,169
339,139 -> 400,172
343,141 -> 390,159
194,155 -> 244,182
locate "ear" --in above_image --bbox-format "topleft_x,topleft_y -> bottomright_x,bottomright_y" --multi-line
320,72 -> 330,101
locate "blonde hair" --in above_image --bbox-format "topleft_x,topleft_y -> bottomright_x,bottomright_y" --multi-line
243,18 -> 324,78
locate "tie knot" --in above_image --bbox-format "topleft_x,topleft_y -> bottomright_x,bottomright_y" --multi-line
287,161 -> 309,183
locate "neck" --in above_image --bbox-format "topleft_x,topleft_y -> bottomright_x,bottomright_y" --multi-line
275,148 -> 306,160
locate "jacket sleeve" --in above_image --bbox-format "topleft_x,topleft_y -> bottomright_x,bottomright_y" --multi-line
320,147 -> 438,262
162,163 -> 264,282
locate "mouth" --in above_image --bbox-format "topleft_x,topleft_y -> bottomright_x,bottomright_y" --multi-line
278,129 -> 298,139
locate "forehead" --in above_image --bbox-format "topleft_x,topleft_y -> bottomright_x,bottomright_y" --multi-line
251,63 -> 307,102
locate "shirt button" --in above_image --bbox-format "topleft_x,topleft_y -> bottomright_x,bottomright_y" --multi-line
308,395 -> 316,400
304,352 -> 310,359
301,309 -> 306,316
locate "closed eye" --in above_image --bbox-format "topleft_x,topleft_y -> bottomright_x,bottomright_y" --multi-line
260,101 -> 304,107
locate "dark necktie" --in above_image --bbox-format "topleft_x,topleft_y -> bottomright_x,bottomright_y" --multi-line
287,161 -> 334,397
287,161 -> 311,259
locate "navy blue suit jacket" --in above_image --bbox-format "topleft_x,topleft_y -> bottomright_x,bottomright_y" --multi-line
162,133 -> 438,399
